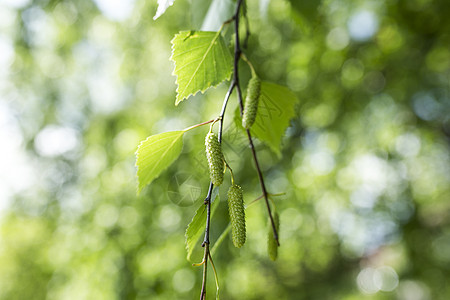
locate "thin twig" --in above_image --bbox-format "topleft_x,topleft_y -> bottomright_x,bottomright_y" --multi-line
218,83 -> 236,142
232,0 -> 280,246
199,0 -> 283,297
200,183 -> 213,300
200,72 -> 236,300
246,130 -> 279,245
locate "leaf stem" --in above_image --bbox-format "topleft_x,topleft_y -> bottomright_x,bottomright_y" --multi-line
217,15 -> 236,35
183,119 -> 215,132
208,252 -> 220,300
241,53 -> 257,77
224,160 -> 235,185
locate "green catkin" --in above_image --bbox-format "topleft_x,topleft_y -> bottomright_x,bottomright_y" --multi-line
242,76 -> 261,129
268,212 -> 280,261
227,184 -> 246,248
205,132 -> 224,186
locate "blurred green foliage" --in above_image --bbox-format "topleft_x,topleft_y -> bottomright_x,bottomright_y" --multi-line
0,0 -> 449,299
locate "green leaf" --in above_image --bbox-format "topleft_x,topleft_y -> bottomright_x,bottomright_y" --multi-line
185,187 -> 219,262
236,82 -> 297,156
136,131 -> 185,193
171,31 -> 233,105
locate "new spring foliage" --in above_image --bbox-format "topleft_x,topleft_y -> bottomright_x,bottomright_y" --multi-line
205,132 -> 224,186
228,184 -> 246,248
242,76 -> 261,129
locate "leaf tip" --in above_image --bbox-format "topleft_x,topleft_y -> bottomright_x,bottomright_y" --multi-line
175,94 -> 184,106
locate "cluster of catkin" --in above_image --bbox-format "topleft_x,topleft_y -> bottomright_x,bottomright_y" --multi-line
204,74 -> 279,259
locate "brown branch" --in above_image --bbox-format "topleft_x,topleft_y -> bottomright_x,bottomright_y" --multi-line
232,0 -> 280,246
199,0 -> 281,297
200,80 -> 235,300
245,129 -> 279,245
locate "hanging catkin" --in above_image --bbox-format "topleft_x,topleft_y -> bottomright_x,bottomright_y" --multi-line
227,184 -> 246,248
242,76 -> 261,129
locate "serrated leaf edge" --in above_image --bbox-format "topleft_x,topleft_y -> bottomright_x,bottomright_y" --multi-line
135,131 -> 184,194
170,31 -> 232,105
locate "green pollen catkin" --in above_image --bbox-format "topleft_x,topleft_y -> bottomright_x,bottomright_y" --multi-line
242,76 -> 261,129
205,132 -> 224,186
227,184 -> 246,248
268,212 -> 280,261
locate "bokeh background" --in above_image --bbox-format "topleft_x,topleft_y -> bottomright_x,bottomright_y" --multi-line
1,0 -> 449,299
